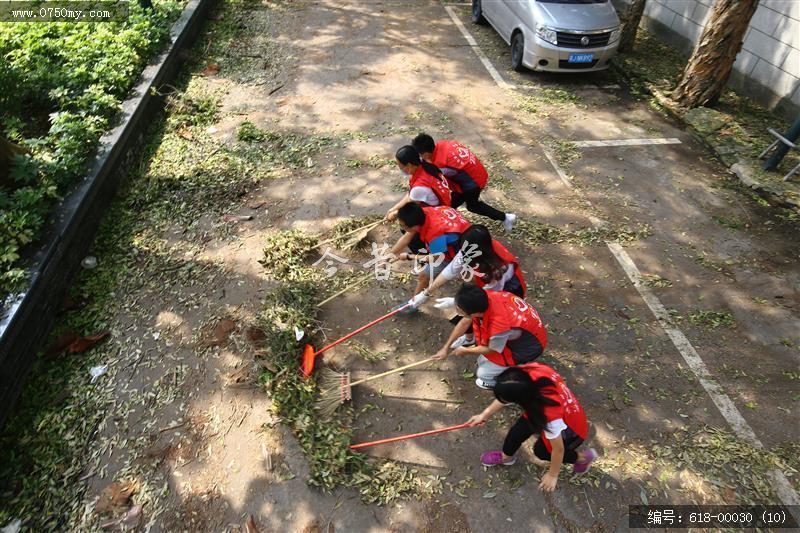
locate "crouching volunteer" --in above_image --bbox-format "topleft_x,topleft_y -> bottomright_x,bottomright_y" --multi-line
388,203 -> 471,315
434,284 -> 546,389
411,133 -> 516,231
407,224 -> 526,315
465,365 -> 596,491
385,145 -> 451,222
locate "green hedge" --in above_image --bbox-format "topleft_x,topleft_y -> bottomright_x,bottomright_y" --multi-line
0,1 -> 182,297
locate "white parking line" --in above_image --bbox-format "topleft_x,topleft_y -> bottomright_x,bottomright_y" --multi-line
516,83 -> 622,91
573,138 -> 682,148
443,1 -> 800,507
444,6 -> 512,90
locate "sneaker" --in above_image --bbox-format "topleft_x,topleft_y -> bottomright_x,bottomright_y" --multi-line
475,378 -> 493,390
449,334 -> 475,349
481,450 -> 516,467
502,213 -> 517,232
572,448 -> 597,474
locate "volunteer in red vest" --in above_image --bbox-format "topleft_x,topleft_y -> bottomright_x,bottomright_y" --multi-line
409,225 -> 526,313
433,285 -> 546,389
412,133 -> 516,232
389,203 -> 471,315
385,145 -> 451,222
465,365 -> 596,491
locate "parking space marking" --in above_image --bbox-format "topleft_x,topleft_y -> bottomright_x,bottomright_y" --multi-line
516,83 -> 621,91
444,6 -> 512,89
573,138 -> 682,148
444,1 -> 800,506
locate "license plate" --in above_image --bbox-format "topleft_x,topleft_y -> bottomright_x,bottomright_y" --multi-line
568,53 -> 594,63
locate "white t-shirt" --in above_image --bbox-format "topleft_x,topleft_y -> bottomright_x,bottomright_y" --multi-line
441,251 -> 515,290
544,418 -> 567,440
409,186 -> 440,206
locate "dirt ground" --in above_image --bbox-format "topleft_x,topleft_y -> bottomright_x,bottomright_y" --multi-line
10,0 -> 799,531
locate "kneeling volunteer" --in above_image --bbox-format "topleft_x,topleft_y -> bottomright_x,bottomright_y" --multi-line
434,284 -> 546,389
465,364 -> 596,492
389,203 -> 471,314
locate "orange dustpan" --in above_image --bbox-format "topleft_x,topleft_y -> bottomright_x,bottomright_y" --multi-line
301,303 -> 412,377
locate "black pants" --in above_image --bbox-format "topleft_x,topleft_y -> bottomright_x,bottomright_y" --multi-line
451,188 -> 506,222
502,417 -> 583,462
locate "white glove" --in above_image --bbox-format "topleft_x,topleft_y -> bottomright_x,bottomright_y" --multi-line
409,291 -> 429,308
434,297 -> 455,310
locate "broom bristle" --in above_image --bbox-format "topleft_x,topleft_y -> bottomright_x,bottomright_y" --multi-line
315,367 -> 351,417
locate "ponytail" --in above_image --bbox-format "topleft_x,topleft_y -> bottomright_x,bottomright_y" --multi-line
494,368 -> 559,433
458,225 -> 505,283
396,145 -> 446,184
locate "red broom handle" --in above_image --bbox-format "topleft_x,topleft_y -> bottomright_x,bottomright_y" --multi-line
350,423 -> 471,450
314,303 -> 410,356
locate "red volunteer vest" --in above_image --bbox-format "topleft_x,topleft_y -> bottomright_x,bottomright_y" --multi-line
473,239 -> 527,296
417,206 -> 471,260
472,291 -> 547,367
432,140 -> 489,191
519,362 -> 589,451
408,165 -> 452,207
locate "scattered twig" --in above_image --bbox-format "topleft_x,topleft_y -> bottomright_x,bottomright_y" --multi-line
158,421 -> 188,433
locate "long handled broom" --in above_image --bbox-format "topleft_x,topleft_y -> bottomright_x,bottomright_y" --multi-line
349,423 -> 472,450
311,219 -> 384,251
316,356 -> 437,416
301,303 -> 412,377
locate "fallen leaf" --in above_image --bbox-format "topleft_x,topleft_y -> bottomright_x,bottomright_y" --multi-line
201,63 -> 220,76
482,490 -> 497,499
95,480 -> 138,515
244,515 -> 261,533
201,319 -> 236,347
44,331 -> 80,358
67,331 -> 110,354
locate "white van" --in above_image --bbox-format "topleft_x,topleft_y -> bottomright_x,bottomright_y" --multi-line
472,0 -> 622,72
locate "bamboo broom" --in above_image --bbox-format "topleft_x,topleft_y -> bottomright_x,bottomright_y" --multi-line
315,356 -> 437,417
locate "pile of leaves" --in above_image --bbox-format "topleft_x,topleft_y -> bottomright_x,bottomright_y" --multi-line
0,0 -> 183,297
257,229 -> 425,504
570,426 -> 795,504
466,213 -> 652,248
234,121 -> 335,169
687,308 -> 736,330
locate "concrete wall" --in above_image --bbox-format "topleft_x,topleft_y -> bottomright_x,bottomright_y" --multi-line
617,0 -> 800,117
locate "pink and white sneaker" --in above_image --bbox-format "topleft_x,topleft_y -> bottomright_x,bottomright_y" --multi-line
572,448 -> 597,474
481,451 -> 516,467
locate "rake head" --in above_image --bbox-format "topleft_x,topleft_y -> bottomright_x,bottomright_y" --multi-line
301,344 -> 316,378
315,367 -> 352,417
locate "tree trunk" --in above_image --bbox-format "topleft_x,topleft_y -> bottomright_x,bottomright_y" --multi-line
618,0 -> 647,54
672,0 -> 758,108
